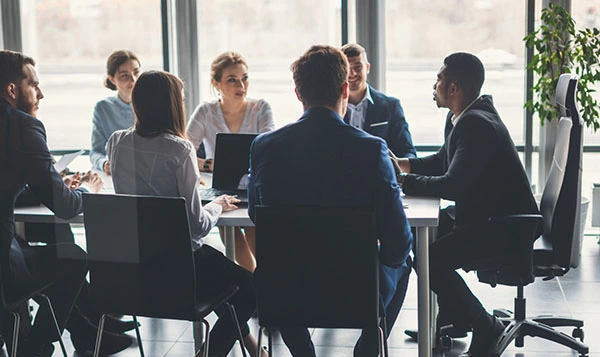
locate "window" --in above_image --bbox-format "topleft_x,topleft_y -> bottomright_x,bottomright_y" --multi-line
20,0 -> 163,150
385,0 -> 527,146
196,0 -> 342,129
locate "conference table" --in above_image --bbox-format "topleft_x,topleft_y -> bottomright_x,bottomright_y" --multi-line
13,179 -> 440,357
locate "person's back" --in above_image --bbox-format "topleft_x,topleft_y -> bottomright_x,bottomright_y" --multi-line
248,45 -> 412,357
250,107 -> 400,210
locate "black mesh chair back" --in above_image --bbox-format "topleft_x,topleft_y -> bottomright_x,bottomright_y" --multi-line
254,205 -> 386,356
83,193 -> 196,320
538,73 -> 584,270
83,193 -> 247,357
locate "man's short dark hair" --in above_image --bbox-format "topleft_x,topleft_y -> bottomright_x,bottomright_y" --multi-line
0,50 -> 36,90
443,52 -> 485,101
341,43 -> 367,59
291,45 -> 349,108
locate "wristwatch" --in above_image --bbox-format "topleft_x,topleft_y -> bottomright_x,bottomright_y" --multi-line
396,172 -> 408,187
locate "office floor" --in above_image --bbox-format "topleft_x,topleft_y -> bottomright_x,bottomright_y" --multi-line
4,231 -> 600,356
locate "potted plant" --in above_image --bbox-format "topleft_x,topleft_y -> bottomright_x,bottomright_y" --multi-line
524,2 -> 600,245
524,2 -> 600,130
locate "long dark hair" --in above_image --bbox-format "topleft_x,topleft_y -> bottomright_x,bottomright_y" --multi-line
132,70 -> 186,138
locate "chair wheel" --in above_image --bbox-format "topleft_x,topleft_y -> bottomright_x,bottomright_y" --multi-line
572,327 -> 584,342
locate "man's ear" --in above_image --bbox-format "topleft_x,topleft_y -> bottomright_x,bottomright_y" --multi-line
294,87 -> 302,102
6,82 -> 17,100
366,62 -> 371,75
342,81 -> 349,100
449,82 -> 458,95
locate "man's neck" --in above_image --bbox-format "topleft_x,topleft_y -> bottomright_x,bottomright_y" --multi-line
348,87 -> 367,106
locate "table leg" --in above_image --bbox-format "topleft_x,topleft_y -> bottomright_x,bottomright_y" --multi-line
417,226 -> 431,357
224,226 -> 236,260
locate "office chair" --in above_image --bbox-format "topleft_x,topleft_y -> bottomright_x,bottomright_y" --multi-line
476,74 -> 589,356
254,206 -> 388,357
0,272 -> 68,357
82,193 -> 247,357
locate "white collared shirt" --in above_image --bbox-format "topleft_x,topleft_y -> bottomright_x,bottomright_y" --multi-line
347,86 -> 374,129
451,96 -> 482,126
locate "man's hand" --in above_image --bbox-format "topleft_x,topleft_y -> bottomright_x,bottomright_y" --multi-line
62,172 -> 82,190
198,158 -> 214,172
388,149 -> 411,174
79,171 -> 104,193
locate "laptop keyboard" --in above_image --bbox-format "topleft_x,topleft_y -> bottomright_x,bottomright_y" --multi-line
199,188 -> 248,200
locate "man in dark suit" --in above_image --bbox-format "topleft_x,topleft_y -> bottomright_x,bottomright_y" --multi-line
0,50 -> 106,356
392,52 -> 539,356
248,45 -> 413,357
341,43 -> 416,158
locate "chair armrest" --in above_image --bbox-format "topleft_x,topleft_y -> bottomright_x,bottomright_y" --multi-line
488,214 -> 543,225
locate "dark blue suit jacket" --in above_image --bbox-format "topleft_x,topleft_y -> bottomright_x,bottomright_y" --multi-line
0,98 -> 86,286
248,107 -> 412,267
344,86 -> 417,158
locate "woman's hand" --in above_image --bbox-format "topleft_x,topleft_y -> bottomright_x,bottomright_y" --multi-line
212,194 -> 240,212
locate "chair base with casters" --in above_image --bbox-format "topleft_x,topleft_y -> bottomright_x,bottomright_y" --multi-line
488,285 -> 588,357
4,292 -> 68,357
91,286 -> 247,357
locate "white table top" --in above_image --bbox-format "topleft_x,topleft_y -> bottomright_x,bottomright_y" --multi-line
14,195 -> 439,227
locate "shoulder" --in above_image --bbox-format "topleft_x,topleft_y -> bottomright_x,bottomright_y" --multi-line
190,100 -> 218,119
248,98 -> 272,111
94,96 -> 118,109
164,134 -> 196,157
107,129 -> 132,146
369,86 -> 401,108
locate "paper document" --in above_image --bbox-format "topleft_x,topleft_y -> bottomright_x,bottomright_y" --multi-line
54,149 -> 85,173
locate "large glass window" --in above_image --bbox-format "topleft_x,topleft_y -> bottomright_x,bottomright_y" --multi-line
197,0 -> 342,129
572,0 -> 600,146
20,0 -> 163,150
385,0 -> 527,146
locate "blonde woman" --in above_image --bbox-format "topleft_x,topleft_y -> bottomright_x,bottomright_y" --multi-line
186,51 -> 274,272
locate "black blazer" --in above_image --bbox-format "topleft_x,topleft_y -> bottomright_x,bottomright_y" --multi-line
0,98 -> 86,282
403,95 -> 539,227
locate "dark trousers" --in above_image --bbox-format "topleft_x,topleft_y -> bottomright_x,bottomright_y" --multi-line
7,238 -> 87,346
279,258 -> 413,357
428,224 -> 511,327
194,245 -> 256,356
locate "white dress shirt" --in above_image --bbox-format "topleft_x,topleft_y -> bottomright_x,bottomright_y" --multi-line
107,129 -> 222,251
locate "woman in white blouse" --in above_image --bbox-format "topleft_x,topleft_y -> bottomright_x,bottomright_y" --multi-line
186,52 -> 274,272
107,70 -> 265,357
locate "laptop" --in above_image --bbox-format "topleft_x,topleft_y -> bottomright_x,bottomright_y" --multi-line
199,133 -> 258,207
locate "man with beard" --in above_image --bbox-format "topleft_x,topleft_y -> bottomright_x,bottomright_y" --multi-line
0,50 -> 123,356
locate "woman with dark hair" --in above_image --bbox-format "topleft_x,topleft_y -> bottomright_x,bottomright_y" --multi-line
90,50 -> 141,174
107,70 -> 265,357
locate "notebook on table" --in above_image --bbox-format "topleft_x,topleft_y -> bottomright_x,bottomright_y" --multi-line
198,133 -> 258,207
